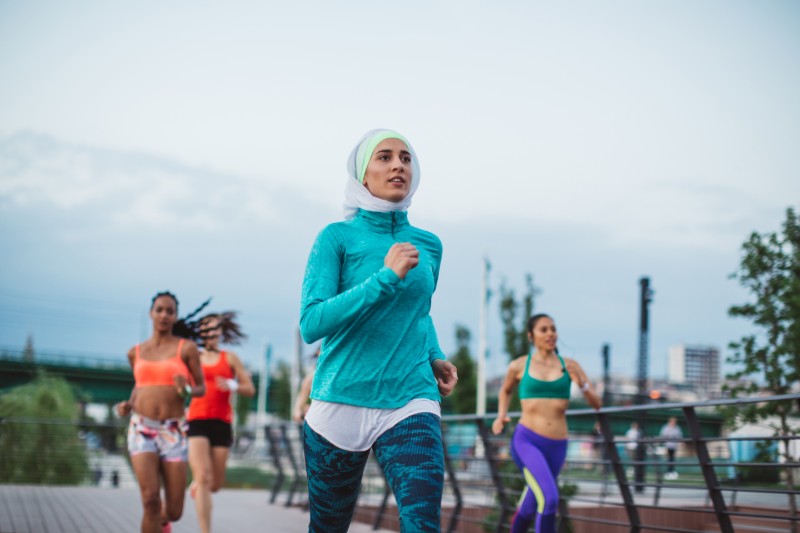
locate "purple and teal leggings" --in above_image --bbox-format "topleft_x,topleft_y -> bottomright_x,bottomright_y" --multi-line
303,412 -> 444,533
509,424 -> 568,533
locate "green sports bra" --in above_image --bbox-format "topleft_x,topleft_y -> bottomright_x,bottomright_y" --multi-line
519,352 -> 572,400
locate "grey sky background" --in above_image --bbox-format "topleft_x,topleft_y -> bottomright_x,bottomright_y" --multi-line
1,1 -> 798,381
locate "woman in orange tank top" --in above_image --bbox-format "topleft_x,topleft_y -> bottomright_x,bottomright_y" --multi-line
115,291 -> 207,533
187,312 -> 254,533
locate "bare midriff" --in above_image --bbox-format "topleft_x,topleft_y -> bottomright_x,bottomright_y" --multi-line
519,398 -> 570,439
133,387 -> 185,420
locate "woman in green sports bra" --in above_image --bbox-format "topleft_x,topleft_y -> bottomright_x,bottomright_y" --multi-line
492,313 -> 601,533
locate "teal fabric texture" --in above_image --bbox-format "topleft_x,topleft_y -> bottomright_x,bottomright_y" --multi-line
300,208 -> 445,409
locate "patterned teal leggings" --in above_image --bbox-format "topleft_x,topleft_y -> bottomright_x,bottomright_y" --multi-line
303,412 -> 444,533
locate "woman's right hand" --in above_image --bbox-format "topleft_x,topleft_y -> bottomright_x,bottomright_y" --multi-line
384,242 -> 419,279
492,415 -> 510,435
115,401 -> 132,417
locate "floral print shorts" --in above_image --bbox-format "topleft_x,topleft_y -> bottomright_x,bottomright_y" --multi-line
127,412 -> 187,462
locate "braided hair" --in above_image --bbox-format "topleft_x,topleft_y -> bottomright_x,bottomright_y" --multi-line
198,311 -> 247,346
150,291 -> 212,345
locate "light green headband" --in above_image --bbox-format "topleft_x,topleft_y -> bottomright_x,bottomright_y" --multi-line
356,130 -> 409,184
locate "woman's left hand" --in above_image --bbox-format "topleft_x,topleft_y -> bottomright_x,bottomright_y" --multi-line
115,401 -> 132,417
432,359 -> 458,397
565,359 -> 582,385
565,358 -> 602,409
173,374 -> 189,397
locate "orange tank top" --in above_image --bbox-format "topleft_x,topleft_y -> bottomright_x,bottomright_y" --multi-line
187,351 -> 234,423
133,339 -> 190,387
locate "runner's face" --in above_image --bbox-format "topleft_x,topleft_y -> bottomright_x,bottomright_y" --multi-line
529,316 -> 558,353
362,138 -> 413,202
150,296 -> 177,333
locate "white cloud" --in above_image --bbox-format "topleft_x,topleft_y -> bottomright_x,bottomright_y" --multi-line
0,133 -> 314,238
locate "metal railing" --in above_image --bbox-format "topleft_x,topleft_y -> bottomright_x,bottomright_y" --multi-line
1,393 -> 798,532
263,393 -> 800,533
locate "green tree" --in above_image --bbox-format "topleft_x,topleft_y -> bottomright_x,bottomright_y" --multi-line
443,325 -> 477,415
723,206 -> 800,526
498,274 -> 541,414
499,274 -> 540,361
268,360 -> 292,420
0,373 -> 88,484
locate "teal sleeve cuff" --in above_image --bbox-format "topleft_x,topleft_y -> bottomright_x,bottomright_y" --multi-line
376,266 -> 401,285
429,352 -> 446,364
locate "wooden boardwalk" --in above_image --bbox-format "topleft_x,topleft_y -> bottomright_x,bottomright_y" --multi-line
0,485 -> 390,533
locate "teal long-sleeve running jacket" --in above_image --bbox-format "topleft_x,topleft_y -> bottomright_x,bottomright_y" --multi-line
300,209 -> 445,409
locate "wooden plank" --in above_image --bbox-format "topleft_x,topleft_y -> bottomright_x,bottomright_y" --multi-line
0,486 -> 392,533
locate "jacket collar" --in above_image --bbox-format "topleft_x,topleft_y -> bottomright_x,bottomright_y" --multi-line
353,209 -> 410,234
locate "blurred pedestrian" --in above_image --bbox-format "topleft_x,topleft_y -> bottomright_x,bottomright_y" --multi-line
659,417 -> 683,480
293,349 -> 318,423
590,421 -> 609,474
625,421 -> 640,477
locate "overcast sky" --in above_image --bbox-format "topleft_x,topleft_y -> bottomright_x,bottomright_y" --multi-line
1,1 -> 798,382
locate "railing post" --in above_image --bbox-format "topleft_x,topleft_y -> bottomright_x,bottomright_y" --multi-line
264,424 -> 285,504
557,497 -> 570,533
652,445 -> 664,507
598,413 -> 641,532
476,419 -> 512,533
280,424 -> 301,507
442,425 -> 463,533
683,406 -> 734,533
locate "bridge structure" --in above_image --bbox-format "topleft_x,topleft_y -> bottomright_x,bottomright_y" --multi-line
0,345 -> 723,438
0,346 -> 261,406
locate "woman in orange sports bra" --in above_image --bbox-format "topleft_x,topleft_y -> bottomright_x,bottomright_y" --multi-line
492,313 -> 601,533
186,312 -> 254,533
116,291 -> 206,533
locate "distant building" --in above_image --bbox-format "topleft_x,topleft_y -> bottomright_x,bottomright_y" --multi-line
668,344 -> 720,393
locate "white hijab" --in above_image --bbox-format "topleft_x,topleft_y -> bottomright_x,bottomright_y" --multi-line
343,129 -> 421,220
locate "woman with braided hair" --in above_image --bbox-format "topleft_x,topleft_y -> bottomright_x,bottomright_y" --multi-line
116,291 -> 207,533
187,311 -> 255,533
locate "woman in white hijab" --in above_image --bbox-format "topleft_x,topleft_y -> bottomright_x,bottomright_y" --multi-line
300,129 -> 457,533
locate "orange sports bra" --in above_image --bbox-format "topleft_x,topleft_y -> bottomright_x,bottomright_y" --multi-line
133,339 -> 190,387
